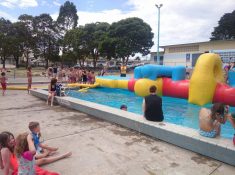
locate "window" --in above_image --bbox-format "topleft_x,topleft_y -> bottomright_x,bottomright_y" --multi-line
169,45 -> 199,53
212,51 -> 235,62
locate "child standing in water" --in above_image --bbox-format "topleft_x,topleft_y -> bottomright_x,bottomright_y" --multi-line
0,72 -> 7,96
27,67 -> 32,94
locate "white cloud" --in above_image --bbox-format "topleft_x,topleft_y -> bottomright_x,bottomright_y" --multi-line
71,0 -> 235,51
0,0 -> 38,9
53,1 -> 61,7
0,10 -> 17,21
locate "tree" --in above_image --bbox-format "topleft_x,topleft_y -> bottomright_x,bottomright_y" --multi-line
109,17 -> 154,64
83,22 -> 110,68
98,36 -> 116,61
18,14 -> 36,68
63,27 -> 89,67
33,14 -> 59,68
56,1 -> 78,37
0,18 -> 12,68
211,10 -> 235,40
9,22 -> 27,68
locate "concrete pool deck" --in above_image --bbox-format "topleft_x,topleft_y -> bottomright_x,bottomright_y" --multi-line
0,90 -> 235,174
31,89 -> 235,166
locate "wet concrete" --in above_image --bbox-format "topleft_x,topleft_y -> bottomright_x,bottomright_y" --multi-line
0,90 -> 235,175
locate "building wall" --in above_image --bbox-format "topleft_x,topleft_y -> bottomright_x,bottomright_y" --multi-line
157,40 -> 235,67
163,53 -> 187,66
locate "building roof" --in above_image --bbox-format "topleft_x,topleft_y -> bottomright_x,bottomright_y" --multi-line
160,39 -> 235,48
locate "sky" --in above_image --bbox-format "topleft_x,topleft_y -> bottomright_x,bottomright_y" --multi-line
0,0 -> 235,52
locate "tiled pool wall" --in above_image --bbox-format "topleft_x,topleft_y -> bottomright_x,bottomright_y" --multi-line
31,89 -> 235,166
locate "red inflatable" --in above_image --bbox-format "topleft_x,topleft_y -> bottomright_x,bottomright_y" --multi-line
162,78 -> 189,99
213,83 -> 235,106
128,78 -> 136,92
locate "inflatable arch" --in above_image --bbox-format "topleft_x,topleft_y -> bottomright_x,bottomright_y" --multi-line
134,65 -> 186,81
189,53 -> 224,105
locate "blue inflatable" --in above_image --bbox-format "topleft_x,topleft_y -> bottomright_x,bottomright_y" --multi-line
228,71 -> 235,87
134,65 -> 186,81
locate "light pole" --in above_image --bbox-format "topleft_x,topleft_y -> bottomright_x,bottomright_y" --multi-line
155,3 -> 163,65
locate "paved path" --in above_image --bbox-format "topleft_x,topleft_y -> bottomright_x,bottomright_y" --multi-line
0,91 -> 235,175
7,77 -> 50,85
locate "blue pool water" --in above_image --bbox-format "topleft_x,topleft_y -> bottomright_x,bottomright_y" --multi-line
67,87 -> 235,139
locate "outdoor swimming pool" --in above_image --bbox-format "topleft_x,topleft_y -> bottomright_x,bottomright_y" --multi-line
67,87 -> 235,139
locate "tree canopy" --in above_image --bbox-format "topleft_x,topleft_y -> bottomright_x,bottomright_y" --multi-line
211,10 -> 235,40
109,17 -> 154,63
56,1 -> 78,36
0,0 -> 154,69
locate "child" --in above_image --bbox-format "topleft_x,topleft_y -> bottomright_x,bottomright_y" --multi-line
90,71 -> 96,84
27,67 -> 32,94
47,78 -> 57,106
0,72 -> 7,96
227,113 -> 235,145
82,70 -> 87,84
15,132 -> 36,175
120,105 -> 127,111
28,121 -> 58,159
87,70 -> 91,84
0,144 -> 3,169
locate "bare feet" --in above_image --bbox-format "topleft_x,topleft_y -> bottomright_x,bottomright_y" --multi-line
62,152 -> 72,158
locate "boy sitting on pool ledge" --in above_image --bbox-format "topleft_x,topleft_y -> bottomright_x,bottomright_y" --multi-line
142,85 -> 164,122
199,103 -> 235,139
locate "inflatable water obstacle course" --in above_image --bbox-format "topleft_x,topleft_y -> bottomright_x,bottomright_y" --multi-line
96,53 -> 235,106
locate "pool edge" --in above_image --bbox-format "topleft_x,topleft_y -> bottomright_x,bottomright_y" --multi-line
30,89 -> 235,166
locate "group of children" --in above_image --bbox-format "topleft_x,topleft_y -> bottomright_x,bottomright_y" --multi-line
67,68 -> 95,84
47,66 -> 96,84
0,122 -> 71,175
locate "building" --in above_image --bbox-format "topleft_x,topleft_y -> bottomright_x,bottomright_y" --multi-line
150,40 -> 235,67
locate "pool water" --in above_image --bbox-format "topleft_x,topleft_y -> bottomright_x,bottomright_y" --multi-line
67,87 -> 235,139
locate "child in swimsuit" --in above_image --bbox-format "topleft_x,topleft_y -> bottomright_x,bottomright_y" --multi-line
28,122 -> 58,158
90,71 -> 96,84
27,67 -> 32,94
199,103 -> 226,138
47,78 -> 57,106
0,72 -> 7,96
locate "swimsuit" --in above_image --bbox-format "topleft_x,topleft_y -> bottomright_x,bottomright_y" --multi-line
1,83 -> 6,90
51,84 -> 56,92
31,133 -> 42,153
199,129 -> 217,138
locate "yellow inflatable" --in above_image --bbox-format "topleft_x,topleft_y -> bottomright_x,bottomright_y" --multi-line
68,83 -> 99,88
134,78 -> 163,97
78,87 -> 90,92
96,78 -> 128,89
189,53 -> 224,105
